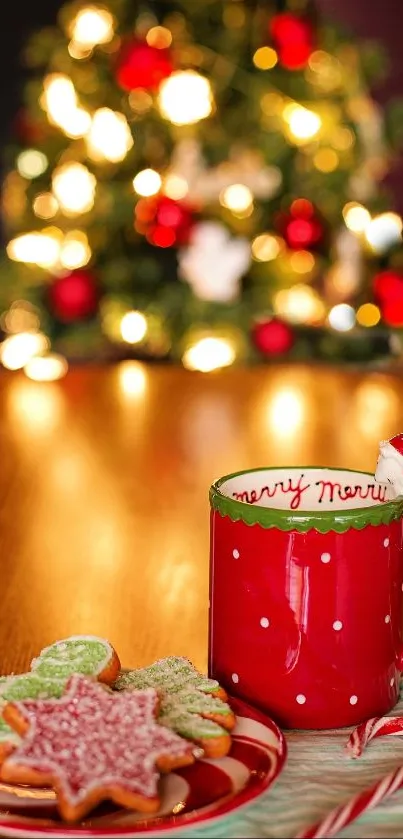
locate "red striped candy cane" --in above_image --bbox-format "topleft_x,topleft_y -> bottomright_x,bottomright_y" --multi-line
297,765 -> 403,839
346,716 -> 403,757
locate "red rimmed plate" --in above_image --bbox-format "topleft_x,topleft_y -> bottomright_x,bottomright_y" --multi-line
0,695 -> 286,838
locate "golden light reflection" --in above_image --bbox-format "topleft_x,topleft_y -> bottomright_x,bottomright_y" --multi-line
267,388 -> 305,437
182,337 -> 236,372
118,361 -> 147,398
7,379 -> 65,435
354,381 -> 399,442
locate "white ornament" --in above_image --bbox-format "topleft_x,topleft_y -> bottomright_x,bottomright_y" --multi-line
167,139 -> 282,205
179,222 -> 251,303
375,439 -> 403,498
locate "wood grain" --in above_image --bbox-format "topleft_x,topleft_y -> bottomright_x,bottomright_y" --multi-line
0,361 -> 402,676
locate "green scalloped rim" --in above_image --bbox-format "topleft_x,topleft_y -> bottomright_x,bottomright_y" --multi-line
210,466 -> 403,534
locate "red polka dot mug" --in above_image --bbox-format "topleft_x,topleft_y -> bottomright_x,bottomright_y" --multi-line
208,467 -> 403,729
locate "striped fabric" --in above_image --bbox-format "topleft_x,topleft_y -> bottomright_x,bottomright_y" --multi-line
190,690 -> 403,839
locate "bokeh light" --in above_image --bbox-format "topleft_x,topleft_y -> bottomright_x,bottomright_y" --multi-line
120,311 -> 147,344
7,232 -> 61,268
33,193 -> 59,219
284,104 -> 321,142
343,202 -> 371,234
356,303 -> 381,328
328,303 -> 356,331
0,332 -> 49,370
365,212 -> 402,253
274,284 -> 325,323
87,109 -> 133,163
158,71 -> 213,125
133,169 -> 162,197
17,150 -> 48,179
69,7 -> 114,48
60,231 -> 92,269
146,26 -> 172,48
163,174 -> 189,200
253,46 -> 278,70
52,163 -> 96,216
252,234 -> 282,261
220,184 -> 253,215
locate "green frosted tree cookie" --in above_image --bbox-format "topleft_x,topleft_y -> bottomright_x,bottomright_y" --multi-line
114,657 -> 235,750
115,656 -> 221,695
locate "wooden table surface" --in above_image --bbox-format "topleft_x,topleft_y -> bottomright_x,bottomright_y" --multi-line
0,361 -> 402,677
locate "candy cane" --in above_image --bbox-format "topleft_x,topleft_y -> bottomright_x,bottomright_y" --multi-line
297,765 -> 403,839
346,716 -> 403,757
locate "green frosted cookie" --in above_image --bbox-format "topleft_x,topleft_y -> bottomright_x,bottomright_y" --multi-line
114,657 -> 235,751
115,656 -> 221,695
31,635 -> 116,681
159,688 -> 231,741
0,673 -> 66,703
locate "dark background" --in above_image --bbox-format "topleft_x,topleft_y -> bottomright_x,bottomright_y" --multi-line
1,0 -> 402,200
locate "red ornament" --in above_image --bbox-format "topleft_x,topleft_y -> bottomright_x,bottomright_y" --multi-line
373,270 -> 403,326
48,271 -> 99,323
115,40 -> 173,91
252,318 -> 294,356
279,199 -> 324,251
135,196 -> 194,247
270,13 -> 314,70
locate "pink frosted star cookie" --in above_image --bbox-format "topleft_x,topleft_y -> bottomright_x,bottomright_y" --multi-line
0,674 -> 196,822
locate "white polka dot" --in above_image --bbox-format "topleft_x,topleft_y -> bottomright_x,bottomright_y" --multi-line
385,614 -> 391,624
321,552 -> 331,564
232,549 -> 240,559
296,694 -> 306,705
401,583 -> 403,592
390,677 -> 395,687
231,673 -> 239,684
384,538 -> 390,548
333,620 -> 343,631
260,617 -> 270,628
349,695 -> 358,705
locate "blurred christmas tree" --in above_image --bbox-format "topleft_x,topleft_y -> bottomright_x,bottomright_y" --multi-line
1,0 -> 403,378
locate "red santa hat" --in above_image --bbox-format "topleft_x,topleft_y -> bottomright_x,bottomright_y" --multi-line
388,434 -> 403,455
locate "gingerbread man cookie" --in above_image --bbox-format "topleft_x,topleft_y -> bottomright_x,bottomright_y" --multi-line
1,674 -> 196,822
115,656 -> 235,757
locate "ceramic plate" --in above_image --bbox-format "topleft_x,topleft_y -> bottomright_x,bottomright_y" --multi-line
0,695 -> 286,838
